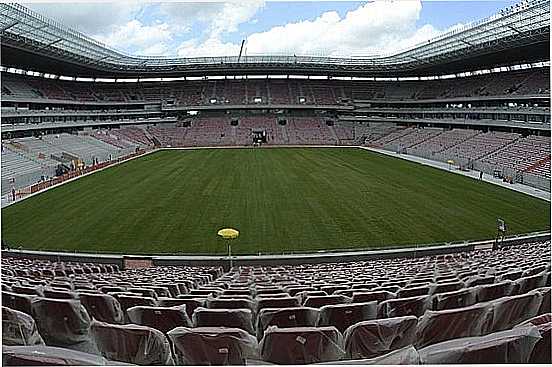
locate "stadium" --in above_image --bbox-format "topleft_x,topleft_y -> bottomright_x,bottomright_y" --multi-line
0,0 -> 551,365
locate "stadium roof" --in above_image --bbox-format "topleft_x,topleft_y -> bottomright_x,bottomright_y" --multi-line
0,0 -> 549,78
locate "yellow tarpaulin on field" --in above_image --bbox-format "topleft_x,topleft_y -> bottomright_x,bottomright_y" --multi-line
447,160 -> 455,164
218,228 -> 239,240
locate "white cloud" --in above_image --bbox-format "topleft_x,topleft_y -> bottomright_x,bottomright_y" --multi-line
94,20 -> 173,56
176,37 -> 241,58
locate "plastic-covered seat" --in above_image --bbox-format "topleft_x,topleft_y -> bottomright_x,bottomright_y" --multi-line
513,272 -> 547,295
351,291 -> 395,304
11,285 -> 44,297
126,288 -> 157,299
431,288 -> 477,310
207,298 -> 254,311
255,297 -> 300,313
43,288 -> 78,300
117,295 -> 157,314
343,316 -> 417,359
168,326 -> 259,365
127,305 -> 191,334
515,313 -> 551,364
418,326 -> 542,364
2,291 -> 35,315
416,302 -> 493,348
430,281 -> 465,295
157,297 -> 205,317
465,275 -> 495,287
30,298 -> 91,346
2,306 -> 45,346
378,295 -> 430,318
318,345 -> 419,365
256,307 -> 320,340
488,290 -> 543,332
193,308 -> 255,334
2,346 -> 111,366
318,302 -> 377,333
304,295 -> 350,308
78,293 -> 124,324
260,326 -> 344,364
536,287 -> 551,315
397,285 -> 430,298
475,281 -> 514,302
90,320 -> 174,365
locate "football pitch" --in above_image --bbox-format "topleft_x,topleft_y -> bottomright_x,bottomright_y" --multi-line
2,148 -> 550,255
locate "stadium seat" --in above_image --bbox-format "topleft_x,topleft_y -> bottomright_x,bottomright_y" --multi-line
351,290 -> 395,304
418,326 -> 542,364
536,287 -> 551,314
343,316 -> 418,359
78,293 -> 124,324
397,285 -> 431,298
317,302 -> 378,333
2,345 -> 110,366
259,326 -> 344,364
192,307 -> 255,334
255,296 -> 300,313
207,298 -> 254,311
475,280 -> 514,302
168,326 -> 259,365
126,305 -> 191,333
514,313 -> 552,364
512,272 -> 548,295
378,295 -> 430,318
43,288 -> 78,299
256,307 -> 320,340
488,290 -> 543,332
415,302 -> 493,348
303,295 -> 350,308
30,298 -> 92,346
2,291 -> 36,315
2,306 -> 45,346
317,345 -> 420,365
90,320 -> 174,365
431,287 -> 477,310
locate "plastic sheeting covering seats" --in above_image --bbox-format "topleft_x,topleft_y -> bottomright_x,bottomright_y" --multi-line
397,286 -> 431,299
513,272 -> 548,295
79,293 -> 124,324
30,298 -> 91,346
167,326 -> 259,365
415,302 -> 493,348
90,320 -> 174,365
474,281 -> 514,303
418,326 -> 542,364
2,306 -> 45,346
207,298 -> 254,311
515,313 -> 552,364
43,288 -> 78,299
117,295 -> 157,313
378,295 -> 430,318
303,295 -> 351,308
488,290 -> 543,332
193,308 -> 255,334
256,307 -> 320,340
430,281 -> 465,295
430,287 -> 477,310
11,285 -> 44,297
157,298 -> 205,318
315,345 -> 420,365
255,297 -> 301,313
127,305 -> 192,334
2,345 -> 112,366
318,302 -> 377,333
536,287 -> 551,314
2,291 -> 36,315
343,316 -> 417,359
259,326 -> 344,364
351,291 -> 395,304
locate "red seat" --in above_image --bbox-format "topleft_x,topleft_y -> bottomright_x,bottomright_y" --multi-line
207,298 -> 254,311
255,297 -> 300,313
157,297 -> 205,317
2,291 -> 35,315
431,288 -> 477,310
351,291 -> 395,304
515,313 -> 551,364
475,281 -> 514,302
43,288 -> 77,300
168,326 -> 258,365
418,326 -> 542,364
256,307 -> 320,340
91,320 -> 173,365
127,305 -> 191,334
343,316 -> 417,359
193,308 -> 254,334
488,290 -> 543,332
430,281 -> 465,295
512,272 -> 547,295
397,285 -> 431,298
260,326 -> 344,364
2,306 -> 45,346
30,298 -> 91,346
303,295 -> 350,308
379,295 -> 430,318
78,293 -> 124,324
318,302 -> 377,333
416,302 -> 492,348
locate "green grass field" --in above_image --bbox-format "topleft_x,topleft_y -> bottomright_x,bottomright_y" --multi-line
2,148 -> 550,254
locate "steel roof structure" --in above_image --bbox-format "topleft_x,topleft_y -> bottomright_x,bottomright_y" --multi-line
0,0 -> 549,78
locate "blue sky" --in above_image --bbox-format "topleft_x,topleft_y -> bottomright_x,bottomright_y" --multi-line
26,1 -> 519,57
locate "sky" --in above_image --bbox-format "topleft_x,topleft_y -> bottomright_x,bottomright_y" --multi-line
24,0 -> 518,58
